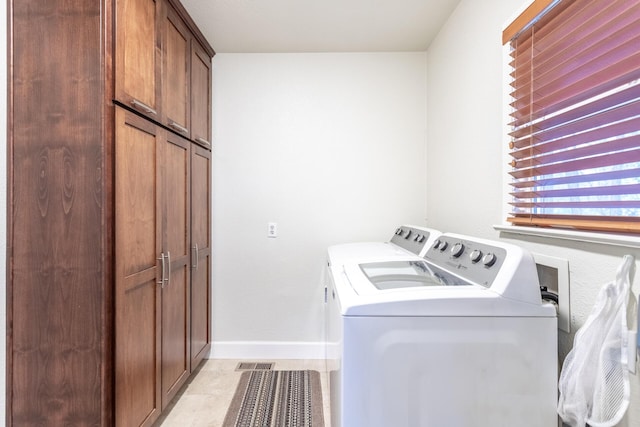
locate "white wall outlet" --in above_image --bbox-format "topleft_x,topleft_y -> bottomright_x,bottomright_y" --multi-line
268,222 -> 278,238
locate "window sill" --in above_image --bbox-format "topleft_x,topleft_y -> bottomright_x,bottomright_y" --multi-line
493,224 -> 640,249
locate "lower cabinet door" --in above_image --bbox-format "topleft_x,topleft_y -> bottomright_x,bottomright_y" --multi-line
115,107 -> 162,427
190,144 -> 212,369
161,131 -> 192,408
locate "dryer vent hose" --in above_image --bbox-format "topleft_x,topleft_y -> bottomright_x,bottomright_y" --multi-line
540,286 -> 558,304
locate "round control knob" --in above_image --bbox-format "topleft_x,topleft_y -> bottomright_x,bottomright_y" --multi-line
404,230 -> 412,239
470,249 -> 483,263
482,252 -> 497,267
417,234 -> 425,243
451,242 -> 465,257
413,234 -> 421,242
439,241 -> 448,251
433,239 -> 442,249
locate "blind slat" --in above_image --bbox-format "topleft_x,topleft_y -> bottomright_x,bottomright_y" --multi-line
512,183 -> 640,199
511,167 -> 640,189
511,201 -> 640,210
509,148 -> 640,180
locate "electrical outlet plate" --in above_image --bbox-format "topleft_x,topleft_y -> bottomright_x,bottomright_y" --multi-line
533,253 -> 570,333
268,222 -> 278,238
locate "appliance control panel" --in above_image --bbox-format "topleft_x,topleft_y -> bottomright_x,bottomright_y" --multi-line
424,234 -> 507,288
389,226 -> 432,256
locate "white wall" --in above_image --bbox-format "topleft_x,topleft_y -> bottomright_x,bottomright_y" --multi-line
426,0 -> 507,237
211,53 -> 429,356
426,0 -> 640,425
1,0 -> 8,420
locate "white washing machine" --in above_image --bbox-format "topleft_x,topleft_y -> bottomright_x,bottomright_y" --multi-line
326,233 -> 558,427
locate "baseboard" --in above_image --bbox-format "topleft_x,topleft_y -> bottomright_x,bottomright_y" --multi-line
209,341 -> 326,360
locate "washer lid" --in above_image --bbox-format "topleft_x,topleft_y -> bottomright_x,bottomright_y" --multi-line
336,264 -> 556,317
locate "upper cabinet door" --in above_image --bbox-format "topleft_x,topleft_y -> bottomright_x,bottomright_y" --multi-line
190,41 -> 212,149
162,4 -> 191,138
115,0 -> 162,121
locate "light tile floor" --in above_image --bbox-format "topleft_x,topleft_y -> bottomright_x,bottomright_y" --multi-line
157,359 -> 331,427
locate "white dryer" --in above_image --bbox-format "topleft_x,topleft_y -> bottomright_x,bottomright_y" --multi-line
326,224 -> 441,268
326,233 -> 558,427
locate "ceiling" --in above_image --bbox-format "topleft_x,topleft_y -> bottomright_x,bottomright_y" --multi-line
180,0 -> 462,53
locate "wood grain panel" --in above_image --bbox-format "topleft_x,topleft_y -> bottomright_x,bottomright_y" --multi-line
115,279 -> 159,427
161,265 -> 190,407
117,114 -> 158,279
191,147 -> 210,249
165,135 -> 190,259
9,0 -> 107,424
190,252 -> 210,366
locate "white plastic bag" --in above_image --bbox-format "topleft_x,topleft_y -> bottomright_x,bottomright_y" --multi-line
557,255 -> 633,427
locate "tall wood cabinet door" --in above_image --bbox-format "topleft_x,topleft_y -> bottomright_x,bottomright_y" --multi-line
115,0 -> 162,122
162,2 -> 191,139
190,41 -> 212,148
9,0 -> 109,424
161,132 -> 192,408
115,108 -> 162,427
190,144 -> 212,369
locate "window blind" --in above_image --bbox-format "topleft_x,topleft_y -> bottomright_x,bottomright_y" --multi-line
505,0 -> 640,233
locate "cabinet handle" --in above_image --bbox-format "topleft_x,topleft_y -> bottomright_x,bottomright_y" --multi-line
192,244 -> 199,269
157,253 -> 166,287
195,137 -> 211,148
169,121 -> 189,135
165,251 -> 171,287
131,99 -> 158,116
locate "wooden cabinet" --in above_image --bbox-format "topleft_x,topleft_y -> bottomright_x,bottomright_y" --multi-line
8,0 -> 214,425
162,0 -> 213,147
115,0 -> 162,121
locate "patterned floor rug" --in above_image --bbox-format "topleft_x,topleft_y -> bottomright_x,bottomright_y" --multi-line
223,370 -> 324,427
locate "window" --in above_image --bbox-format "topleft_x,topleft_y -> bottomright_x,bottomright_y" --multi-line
503,0 -> 640,233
